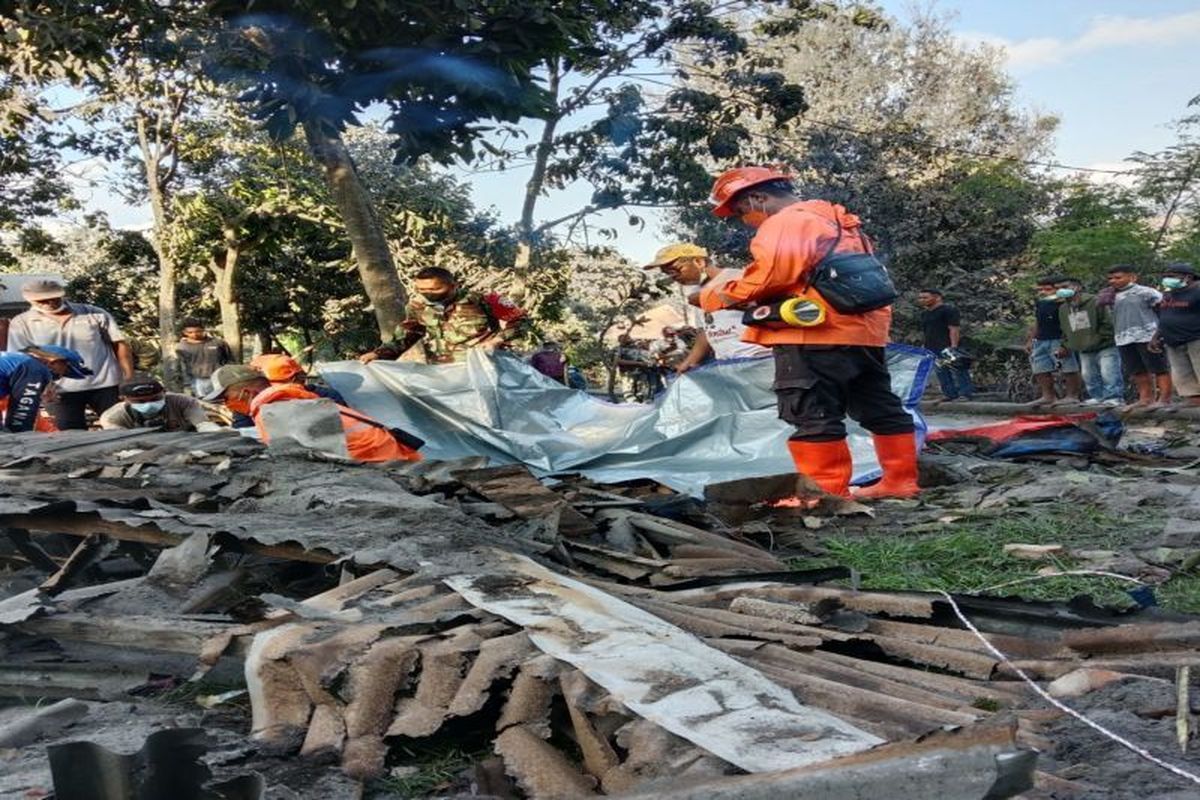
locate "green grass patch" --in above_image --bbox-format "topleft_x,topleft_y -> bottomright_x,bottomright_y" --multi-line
794,506 -> 1200,613
369,743 -> 489,798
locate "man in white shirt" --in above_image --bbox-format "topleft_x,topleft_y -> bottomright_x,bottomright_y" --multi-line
642,243 -> 769,373
6,279 -> 134,429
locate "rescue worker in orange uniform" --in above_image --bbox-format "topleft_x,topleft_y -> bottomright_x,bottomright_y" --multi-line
700,167 -> 919,500
205,364 -> 421,463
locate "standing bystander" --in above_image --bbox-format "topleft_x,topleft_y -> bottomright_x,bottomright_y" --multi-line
5,280 -> 133,430
1025,276 -> 1082,407
1151,263 -> 1200,407
177,319 -> 235,397
917,289 -> 972,401
642,242 -> 770,373
1054,278 -> 1123,405
1108,265 -> 1172,408
529,341 -> 568,383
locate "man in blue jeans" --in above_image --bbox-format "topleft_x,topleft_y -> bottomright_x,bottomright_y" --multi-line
918,289 -> 973,401
1025,275 -> 1082,407
1055,277 -> 1123,404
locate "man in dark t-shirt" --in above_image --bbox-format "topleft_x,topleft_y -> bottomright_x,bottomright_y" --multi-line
1025,275 -> 1082,407
1152,263 -> 1200,406
918,289 -> 972,401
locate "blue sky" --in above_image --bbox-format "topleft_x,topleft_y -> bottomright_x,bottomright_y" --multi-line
80,2 -> 1200,265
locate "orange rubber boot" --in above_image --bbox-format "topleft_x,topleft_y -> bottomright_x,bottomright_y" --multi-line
853,432 -> 920,500
784,439 -> 852,499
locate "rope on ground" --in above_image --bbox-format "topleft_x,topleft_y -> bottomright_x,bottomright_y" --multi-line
977,570 -> 1146,594
936,590 -> 1200,788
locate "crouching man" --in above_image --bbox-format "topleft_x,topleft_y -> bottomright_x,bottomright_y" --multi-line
99,374 -> 221,432
205,365 -> 422,463
0,346 -> 91,432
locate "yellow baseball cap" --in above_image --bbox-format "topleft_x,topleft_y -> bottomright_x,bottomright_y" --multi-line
642,243 -> 708,270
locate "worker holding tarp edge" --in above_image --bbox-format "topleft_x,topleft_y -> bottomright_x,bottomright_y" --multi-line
700,166 -> 919,501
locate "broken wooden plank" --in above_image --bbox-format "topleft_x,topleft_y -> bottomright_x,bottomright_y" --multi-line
14,612 -> 246,659
0,512 -> 335,564
453,464 -> 596,537
39,533 -> 115,596
614,722 -> 1034,800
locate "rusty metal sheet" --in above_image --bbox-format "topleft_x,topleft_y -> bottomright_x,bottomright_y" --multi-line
445,551 -> 883,773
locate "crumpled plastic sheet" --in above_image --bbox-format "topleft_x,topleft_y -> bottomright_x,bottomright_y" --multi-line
320,344 -> 932,497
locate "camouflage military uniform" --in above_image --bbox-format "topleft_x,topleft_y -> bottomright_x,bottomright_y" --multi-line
375,289 -> 527,364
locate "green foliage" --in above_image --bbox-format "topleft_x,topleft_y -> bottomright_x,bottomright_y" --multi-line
368,743 -> 488,798
1031,181 -> 1157,285
798,506 -> 1200,613
205,0 -> 645,161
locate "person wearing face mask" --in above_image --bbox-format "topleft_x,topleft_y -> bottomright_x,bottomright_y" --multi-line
699,166 -> 917,502
205,365 -> 422,462
1053,278 -> 1122,405
1150,263 -> 1200,407
0,346 -> 90,433
99,374 -> 219,432
6,279 -> 134,430
643,242 -> 769,373
1107,265 -> 1171,408
359,267 -> 527,365
1023,276 -> 1083,407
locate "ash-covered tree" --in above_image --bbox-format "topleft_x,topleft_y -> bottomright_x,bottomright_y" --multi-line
1131,95 -> 1200,256
489,1 -> 820,274
670,7 -> 1055,339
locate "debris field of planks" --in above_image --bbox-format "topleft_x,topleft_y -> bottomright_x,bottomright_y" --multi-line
0,429 -> 1195,798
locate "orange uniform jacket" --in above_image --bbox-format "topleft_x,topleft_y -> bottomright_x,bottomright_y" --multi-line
699,200 -> 891,347
250,383 -> 421,463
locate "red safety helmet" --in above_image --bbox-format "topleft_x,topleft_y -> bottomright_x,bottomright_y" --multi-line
709,166 -> 792,218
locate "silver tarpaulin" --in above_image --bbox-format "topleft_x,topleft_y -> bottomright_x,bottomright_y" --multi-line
320,345 -> 932,497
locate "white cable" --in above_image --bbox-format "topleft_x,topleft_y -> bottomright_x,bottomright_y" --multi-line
936,590 -> 1200,788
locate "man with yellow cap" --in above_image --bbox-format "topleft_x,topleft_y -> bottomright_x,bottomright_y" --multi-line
643,243 -> 769,373
699,166 -> 918,501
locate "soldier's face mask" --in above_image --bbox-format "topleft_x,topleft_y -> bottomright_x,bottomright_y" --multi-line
420,292 -> 452,304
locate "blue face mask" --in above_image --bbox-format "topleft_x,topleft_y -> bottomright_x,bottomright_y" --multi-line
1055,288 -> 1076,299
1163,277 -> 1187,290
130,399 -> 166,416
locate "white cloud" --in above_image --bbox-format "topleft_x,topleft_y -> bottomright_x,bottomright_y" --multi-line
963,10 -> 1200,73
1080,161 -> 1140,189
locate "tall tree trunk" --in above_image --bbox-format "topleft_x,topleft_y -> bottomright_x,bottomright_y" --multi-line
212,239 -> 243,361
514,60 -> 562,275
303,121 -> 405,341
137,117 -> 179,390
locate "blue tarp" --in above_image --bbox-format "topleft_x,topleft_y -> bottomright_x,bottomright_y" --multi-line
320,344 -> 933,497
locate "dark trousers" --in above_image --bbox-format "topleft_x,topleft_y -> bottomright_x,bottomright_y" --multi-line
934,364 -> 974,400
48,385 -> 120,431
773,345 -> 914,442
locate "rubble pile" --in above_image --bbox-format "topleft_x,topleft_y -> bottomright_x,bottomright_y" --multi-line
0,430 -> 1197,798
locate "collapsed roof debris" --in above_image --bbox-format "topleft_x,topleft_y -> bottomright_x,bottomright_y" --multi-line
0,429 -> 1197,798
